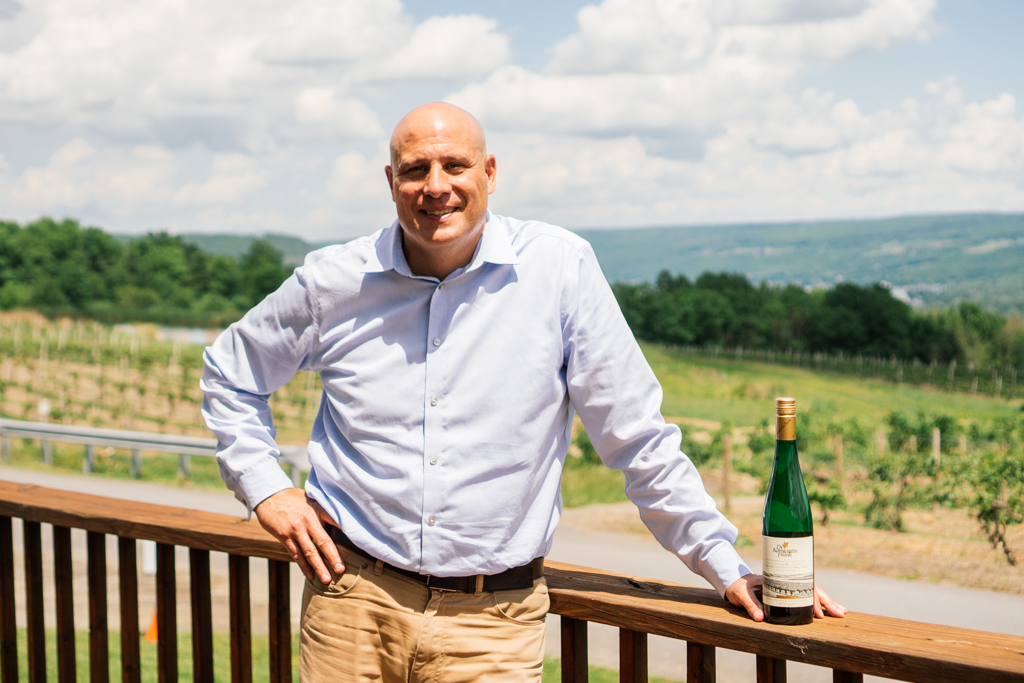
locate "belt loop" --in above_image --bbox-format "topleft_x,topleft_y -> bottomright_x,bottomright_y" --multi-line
373,559 -> 384,576
474,574 -> 484,597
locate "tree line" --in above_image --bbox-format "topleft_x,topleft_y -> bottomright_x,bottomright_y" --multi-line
0,217 -> 292,324
612,271 -> 1024,367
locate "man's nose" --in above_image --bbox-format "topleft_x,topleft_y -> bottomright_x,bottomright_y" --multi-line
423,164 -> 451,196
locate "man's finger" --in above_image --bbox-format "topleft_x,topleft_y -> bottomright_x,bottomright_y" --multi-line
310,522 -> 345,574
813,585 -> 847,619
283,538 -> 315,583
300,537 -> 333,584
739,582 -> 765,622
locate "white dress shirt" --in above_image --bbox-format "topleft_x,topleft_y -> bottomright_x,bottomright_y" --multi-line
201,213 -> 751,595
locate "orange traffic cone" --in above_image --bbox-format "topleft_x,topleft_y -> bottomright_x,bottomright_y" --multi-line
144,609 -> 158,643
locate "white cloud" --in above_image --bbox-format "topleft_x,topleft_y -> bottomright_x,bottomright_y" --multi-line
175,154 -> 269,207
7,139 -> 177,215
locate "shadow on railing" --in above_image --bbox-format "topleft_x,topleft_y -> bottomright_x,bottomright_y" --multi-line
1,480 -> 1023,683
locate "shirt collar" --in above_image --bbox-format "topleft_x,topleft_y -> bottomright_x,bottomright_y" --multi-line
361,211 -> 520,278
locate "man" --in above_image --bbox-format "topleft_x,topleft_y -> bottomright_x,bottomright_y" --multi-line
201,102 -> 845,682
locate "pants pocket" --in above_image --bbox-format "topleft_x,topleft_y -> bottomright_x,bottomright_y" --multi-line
491,578 -> 549,625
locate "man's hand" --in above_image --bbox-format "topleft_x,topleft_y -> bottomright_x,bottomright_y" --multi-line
725,574 -> 848,622
254,488 -> 344,584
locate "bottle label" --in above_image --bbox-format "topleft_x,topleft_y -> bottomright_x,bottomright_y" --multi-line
761,535 -> 814,608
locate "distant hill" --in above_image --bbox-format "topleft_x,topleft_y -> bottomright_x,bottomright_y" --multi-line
139,213 -> 1024,315
176,233 -> 324,267
575,213 -> 1024,315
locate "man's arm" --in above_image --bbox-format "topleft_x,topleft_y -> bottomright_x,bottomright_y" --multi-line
200,269 -> 342,583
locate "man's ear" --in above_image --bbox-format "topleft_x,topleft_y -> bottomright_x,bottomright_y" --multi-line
485,155 -> 496,195
385,165 -> 396,202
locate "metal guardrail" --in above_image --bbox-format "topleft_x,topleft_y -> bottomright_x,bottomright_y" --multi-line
0,418 -> 308,484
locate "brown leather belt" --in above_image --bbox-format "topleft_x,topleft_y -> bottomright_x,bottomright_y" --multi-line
326,526 -> 543,593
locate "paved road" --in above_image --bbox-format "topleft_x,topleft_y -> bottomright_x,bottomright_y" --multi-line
4,466 -> 1023,682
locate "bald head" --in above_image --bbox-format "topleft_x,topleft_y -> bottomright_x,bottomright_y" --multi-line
389,102 -> 487,168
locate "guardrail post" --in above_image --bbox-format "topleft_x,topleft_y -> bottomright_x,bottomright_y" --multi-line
561,616 -> 588,683
131,449 -> 141,478
42,439 -> 52,466
756,655 -> 786,682
687,642 -> 715,683
179,454 -> 189,479
1,435 -> 8,462
619,628 -> 647,683
84,444 -> 95,474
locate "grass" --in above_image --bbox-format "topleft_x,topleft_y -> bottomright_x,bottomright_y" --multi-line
8,630 -> 678,682
645,343 -> 1021,428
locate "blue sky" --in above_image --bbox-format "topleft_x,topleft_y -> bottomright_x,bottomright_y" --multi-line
0,0 -> 1021,238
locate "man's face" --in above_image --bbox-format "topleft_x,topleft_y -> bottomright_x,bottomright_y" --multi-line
385,116 -> 496,263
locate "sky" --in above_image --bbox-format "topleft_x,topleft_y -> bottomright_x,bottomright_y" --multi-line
1,0 -> 1022,240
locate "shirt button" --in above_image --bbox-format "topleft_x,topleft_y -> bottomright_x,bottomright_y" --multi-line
430,457 -> 437,465
433,338 -> 441,346
428,517 -> 436,526
430,397 -> 438,407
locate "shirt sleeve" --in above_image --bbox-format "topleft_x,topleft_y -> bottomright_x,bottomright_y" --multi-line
562,244 -> 752,597
200,269 -> 319,515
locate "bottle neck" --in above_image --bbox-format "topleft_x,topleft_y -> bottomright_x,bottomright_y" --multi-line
776,414 -> 796,440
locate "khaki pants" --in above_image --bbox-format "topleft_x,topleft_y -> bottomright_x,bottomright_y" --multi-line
300,545 -> 549,683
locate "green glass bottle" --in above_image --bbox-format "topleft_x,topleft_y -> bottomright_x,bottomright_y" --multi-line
761,397 -> 814,625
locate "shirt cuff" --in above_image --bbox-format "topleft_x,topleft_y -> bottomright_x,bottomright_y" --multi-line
698,542 -> 753,598
235,458 -> 296,517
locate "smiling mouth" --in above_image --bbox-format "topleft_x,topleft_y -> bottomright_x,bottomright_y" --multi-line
422,207 -> 458,217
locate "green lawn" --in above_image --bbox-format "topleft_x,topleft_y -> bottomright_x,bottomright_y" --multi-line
9,630 -> 678,682
645,343 -> 1021,428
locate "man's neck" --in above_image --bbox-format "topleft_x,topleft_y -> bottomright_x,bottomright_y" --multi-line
401,223 -> 485,281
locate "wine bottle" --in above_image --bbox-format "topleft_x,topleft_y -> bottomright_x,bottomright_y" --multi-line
761,397 -> 814,625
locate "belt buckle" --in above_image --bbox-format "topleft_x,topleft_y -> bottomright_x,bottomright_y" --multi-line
424,575 -> 457,592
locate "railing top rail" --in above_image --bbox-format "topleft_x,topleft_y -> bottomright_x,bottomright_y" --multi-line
1,480 -> 1022,683
0,418 -> 306,460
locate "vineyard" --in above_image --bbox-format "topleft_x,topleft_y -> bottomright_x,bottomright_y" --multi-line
0,313 -> 319,477
2,313 -> 1022,575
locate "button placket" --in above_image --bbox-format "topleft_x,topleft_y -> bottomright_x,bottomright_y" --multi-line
421,285 -> 449,559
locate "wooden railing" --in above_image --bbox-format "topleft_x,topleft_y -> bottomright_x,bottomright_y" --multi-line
1,480 -> 1023,683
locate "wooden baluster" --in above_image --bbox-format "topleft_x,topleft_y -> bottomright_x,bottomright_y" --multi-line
118,538 -> 141,683
54,525 -> 77,683
686,642 -> 715,683
87,532 -> 110,683
756,655 -> 786,682
156,543 -> 177,683
0,517 -> 17,683
833,671 -> 864,683
190,549 -> 214,683
618,628 -> 647,683
24,521 -> 45,683
268,560 -> 292,683
229,554 -> 253,683
560,616 -> 588,683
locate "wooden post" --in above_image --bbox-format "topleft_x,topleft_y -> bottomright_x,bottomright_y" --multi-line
687,642 -> 715,683
561,616 -> 588,683
118,538 -> 141,683
87,532 -> 110,683
722,433 -> 732,515
619,629 -> 647,683
932,428 -> 941,468
268,560 -> 292,683
24,521 -> 45,683
756,655 -> 786,682
229,554 -> 253,683
156,543 -> 177,683
190,549 -> 214,683
53,526 -> 76,683
0,517 -> 17,683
